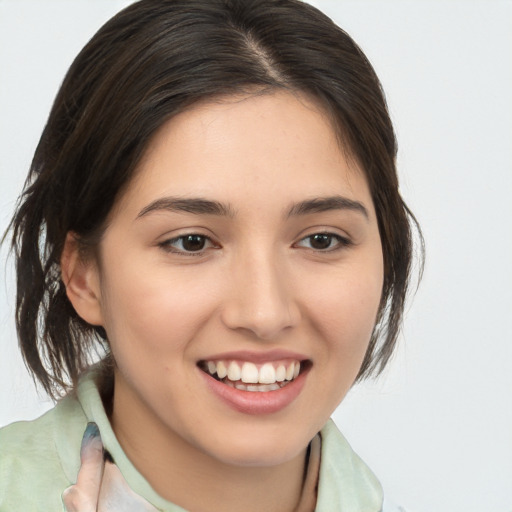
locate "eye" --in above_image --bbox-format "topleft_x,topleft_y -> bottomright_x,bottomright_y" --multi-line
295,232 -> 351,252
159,234 -> 216,254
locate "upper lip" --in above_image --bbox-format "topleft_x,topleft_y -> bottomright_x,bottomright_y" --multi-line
198,349 -> 309,364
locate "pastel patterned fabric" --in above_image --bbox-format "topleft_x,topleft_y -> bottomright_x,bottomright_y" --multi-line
62,423 -> 159,511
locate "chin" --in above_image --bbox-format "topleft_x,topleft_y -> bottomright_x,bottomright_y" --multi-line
201,426 -> 312,468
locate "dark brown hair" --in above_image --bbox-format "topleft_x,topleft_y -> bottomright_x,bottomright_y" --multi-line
7,0 -> 422,398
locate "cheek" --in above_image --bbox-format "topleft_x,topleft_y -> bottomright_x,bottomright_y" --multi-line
304,255 -> 384,392
98,261 -> 219,361
312,265 -> 383,340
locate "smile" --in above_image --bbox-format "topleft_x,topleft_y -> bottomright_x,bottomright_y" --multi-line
199,360 -> 302,392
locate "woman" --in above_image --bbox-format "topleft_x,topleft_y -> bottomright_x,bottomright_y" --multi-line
0,0 -> 420,510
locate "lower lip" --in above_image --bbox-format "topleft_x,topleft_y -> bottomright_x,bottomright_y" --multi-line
200,367 -> 308,415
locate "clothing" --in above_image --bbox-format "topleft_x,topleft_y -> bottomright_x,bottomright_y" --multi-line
57,422 -> 321,512
0,370 -> 384,511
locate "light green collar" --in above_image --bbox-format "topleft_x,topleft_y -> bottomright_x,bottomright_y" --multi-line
57,371 -> 382,512
317,420 -> 383,511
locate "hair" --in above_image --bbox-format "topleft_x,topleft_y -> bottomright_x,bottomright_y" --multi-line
6,0 -> 422,399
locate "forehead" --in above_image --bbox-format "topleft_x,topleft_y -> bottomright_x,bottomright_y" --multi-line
113,90 -> 372,218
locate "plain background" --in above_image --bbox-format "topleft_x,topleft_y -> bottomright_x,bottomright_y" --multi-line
1,1 -> 511,511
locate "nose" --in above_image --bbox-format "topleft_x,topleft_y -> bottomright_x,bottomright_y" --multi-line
220,250 -> 301,340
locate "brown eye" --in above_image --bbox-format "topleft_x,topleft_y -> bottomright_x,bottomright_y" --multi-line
296,232 -> 351,252
181,235 -> 206,252
160,234 -> 216,254
309,234 -> 333,250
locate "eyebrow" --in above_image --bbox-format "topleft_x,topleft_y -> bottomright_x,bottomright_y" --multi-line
137,197 -> 235,218
136,194 -> 369,221
286,196 -> 369,220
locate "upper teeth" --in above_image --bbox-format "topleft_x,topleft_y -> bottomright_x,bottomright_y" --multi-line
204,360 -> 301,385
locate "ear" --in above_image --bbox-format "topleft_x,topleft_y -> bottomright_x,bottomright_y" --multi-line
61,232 -> 104,326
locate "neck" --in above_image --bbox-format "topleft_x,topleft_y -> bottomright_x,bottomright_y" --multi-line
110,376 -> 308,512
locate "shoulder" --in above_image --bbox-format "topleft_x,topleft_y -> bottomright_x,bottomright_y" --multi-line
0,394 -> 87,510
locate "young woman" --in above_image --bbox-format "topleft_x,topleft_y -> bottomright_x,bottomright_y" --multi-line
0,1 -> 420,510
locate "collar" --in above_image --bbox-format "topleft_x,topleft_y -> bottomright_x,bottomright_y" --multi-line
55,370 -> 383,511
316,420 -> 383,511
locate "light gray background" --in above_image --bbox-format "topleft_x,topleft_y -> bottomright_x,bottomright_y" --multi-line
1,1 -> 511,511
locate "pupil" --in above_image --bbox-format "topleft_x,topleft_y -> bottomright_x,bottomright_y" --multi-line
183,235 -> 205,251
311,234 -> 331,250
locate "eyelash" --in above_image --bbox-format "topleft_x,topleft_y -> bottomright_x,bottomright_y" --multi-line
159,232 -> 351,256
294,232 -> 352,252
158,234 -> 217,256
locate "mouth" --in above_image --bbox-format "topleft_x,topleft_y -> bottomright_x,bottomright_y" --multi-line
198,359 -> 310,392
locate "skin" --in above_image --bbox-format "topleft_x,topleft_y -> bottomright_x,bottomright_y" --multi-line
63,90 -> 384,512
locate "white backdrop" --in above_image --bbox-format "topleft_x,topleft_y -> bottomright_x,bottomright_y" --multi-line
1,1 -> 511,511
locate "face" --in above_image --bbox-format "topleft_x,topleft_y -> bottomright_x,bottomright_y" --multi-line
91,91 -> 383,468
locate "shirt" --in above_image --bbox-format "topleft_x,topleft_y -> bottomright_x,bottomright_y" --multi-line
0,370 -> 385,511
